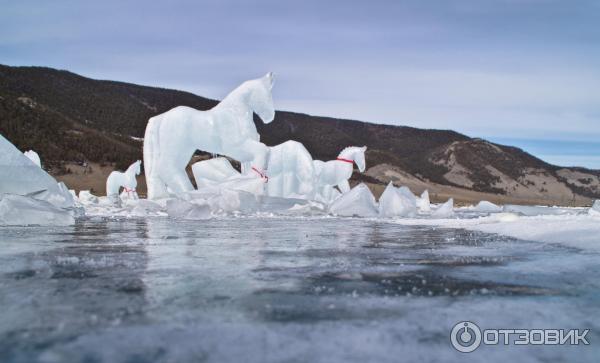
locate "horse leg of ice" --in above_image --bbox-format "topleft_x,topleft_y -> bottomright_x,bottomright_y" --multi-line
162,165 -> 194,194
231,140 -> 270,177
147,174 -> 169,199
268,175 -> 282,197
338,180 -> 351,193
320,186 -> 332,202
171,172 -> 194,193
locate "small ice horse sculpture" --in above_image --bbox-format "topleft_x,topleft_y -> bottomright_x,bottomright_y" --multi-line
143,73 -> 276,199
106,160 -> 141,202
314,146 -> 367,202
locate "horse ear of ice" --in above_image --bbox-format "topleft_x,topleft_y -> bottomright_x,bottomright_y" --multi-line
264,72 -> 274,89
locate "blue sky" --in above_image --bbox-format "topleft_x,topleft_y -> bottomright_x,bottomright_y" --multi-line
1,0 -> 599,168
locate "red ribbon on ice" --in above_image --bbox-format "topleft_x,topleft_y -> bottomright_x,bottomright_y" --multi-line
336,157 -> 354,164
252,166 -> 269,183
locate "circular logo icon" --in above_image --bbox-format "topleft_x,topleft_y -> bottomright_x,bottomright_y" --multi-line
451,321 -> 482,353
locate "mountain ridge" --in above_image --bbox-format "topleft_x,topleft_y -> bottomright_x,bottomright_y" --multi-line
1,64 -> 598,204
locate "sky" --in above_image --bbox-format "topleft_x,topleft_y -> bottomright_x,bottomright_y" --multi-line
1,0 -> 599,168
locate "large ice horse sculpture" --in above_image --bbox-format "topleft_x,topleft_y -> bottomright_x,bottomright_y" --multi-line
143,73 -> 276,199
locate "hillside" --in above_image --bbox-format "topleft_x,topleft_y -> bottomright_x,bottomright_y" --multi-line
1,64 -> 598,205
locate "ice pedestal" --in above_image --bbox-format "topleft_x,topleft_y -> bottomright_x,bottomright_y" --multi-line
378,182 -> 417,217
131,200 -> 164,217
277,200 -> 326,216
329,183 -> 378,217
431,198 -> 454,218
475,200 -> 502,213
166,199 -> 212,220
0,194 -> 75,226
202,188 -> 259,214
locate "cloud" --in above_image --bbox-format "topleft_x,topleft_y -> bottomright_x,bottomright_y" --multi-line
1,0 -> 599,166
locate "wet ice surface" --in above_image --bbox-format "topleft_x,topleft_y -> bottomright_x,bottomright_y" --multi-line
0,217 -> 599,363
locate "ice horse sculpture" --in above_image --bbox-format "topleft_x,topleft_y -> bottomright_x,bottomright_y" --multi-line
192,141 -> 316,199
314,146 -> 367,202
106,160 -> 141,200
143,73 -> 276,199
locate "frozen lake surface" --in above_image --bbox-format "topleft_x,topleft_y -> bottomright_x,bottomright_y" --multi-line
1,217 -> 599,362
